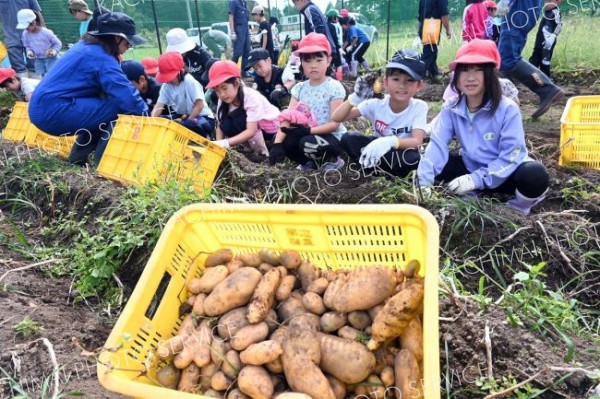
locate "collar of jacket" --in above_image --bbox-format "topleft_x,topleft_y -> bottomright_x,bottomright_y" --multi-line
446,95 -> 493,118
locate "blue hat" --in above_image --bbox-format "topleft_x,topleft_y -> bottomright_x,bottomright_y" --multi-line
386,49 -> 426,80
89,12 -> 145,46
121,60 -> 146,81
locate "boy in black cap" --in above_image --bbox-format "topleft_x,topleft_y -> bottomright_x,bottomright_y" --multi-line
247,48 -> 291,109
121,60 -> 166,113
332,49 -> 429,178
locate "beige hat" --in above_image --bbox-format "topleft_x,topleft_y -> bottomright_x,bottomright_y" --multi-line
251,5 -> 264,14
69,0 -> 93,15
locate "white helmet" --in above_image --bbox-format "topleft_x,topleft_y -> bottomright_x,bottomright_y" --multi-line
16,9 -> 36,29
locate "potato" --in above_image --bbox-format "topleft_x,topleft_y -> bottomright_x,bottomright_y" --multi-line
297,260 -> 318,290
366,375 -> 385,399
277,292 -> 307,324
274,394 -> 312,399
276,266 -> 288,277
394,349 -> 423,399
354,384 -> 368,397
321,270 -> 338,282
198,266 -> 229,293
205,390 -> 224,398
211,339 -> 227,367
282,328 -> 335,399
400,317 -> 423,364
204,268 -> 262,316
258,263 -> 274,273
318,333 -> 376,384
238,366 -> 274,399
270,328 -> 287,346
186,294 -> 197,306
157,314 -> 195,359
326,375 -> 346,399
380,366 -> 394,387
217,307 -> 250,340
227,389 -> 250,399
302,292 -> 326,315
226,259 -> 244,274
275,275 -> 296,302
178,363 -> 201,392
258,248 -> 281,266
248,268 -> 282,324
323,267 -> 397,313
206,249 -> 234,267
211,371 -> 232,391
265,309 -> 279,333
240,340 -> 283,365
402,260 -> 421,279
188,278 -> 203,294
238,253 -> 262,267
348,311 -> 371,330
156,363 -> 181,389
289,313 -> 320,331
280,250 -> 302,269
320,312 -> 347,333
221,350 -> 241,379
337,326 -> 360,341
200,362 -> 220,387
230,322 -> 269,351
174,319 -> 213,369
368,305 -> 384,322
307,277 -> 329,295
368,279 -> 424,350
265,357 -> 283,374
192,293 -> 207,316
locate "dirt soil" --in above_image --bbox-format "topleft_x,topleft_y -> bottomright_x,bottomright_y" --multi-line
1,72 -> 599,398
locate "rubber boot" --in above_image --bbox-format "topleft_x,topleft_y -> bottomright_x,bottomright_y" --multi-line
507,60 -> 564,119
506,189 -> 546,215
360,60 -> 370,71
349,61 -> 358,77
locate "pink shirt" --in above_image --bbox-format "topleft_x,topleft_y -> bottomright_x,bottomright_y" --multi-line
462,2 -> 489,42
218,86 -> 280,123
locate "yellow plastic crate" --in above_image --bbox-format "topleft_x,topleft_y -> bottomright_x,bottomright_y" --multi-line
2,101 -> 30,142
97,204 -> 441,399
559,96 -> 600,170
24,129 -> 75,159
97,115 -> 226,197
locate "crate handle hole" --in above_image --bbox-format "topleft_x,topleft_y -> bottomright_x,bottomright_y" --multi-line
144,272 -> 172,320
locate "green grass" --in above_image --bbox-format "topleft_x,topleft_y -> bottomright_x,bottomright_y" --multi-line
125,15 -> 600,72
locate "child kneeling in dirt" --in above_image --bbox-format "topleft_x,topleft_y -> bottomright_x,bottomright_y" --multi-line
269,33 -> 347,171
417,39 -> 549,215
206,60 -> 280,157
332,49 -> 428,178
0,68 -> 39,101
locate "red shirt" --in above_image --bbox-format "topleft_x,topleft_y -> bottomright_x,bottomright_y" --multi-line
462,2 -> 489,42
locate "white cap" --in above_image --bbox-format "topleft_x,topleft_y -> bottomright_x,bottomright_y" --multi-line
166,28 -> 196,54
16,9 -> 36,29
252,5 -> 264,14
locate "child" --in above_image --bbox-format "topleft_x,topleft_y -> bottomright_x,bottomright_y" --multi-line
461,0 -> 488,42
247,48 -> 291,109
121,60 -> 163,113
417,39 -> 549,215
340,17 -> 371,76
166,28 -> 215,89
252,6 -> 274,63
484,1 -> 501,43
206,60 -> 280,156
151,52 -> 215,138
269,33 -> 347,171
141,57 -> 159,78
0,67 -> 39,101
270,17 -> 281,65
333,50 -> 428,177
529,0 -> 562,78
326,9 -> 344,80
281,40 -> 302,85
17,9 -> 61,77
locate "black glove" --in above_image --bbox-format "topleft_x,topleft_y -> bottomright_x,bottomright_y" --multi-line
269,143 -> 286,165
281,123 -> 311,136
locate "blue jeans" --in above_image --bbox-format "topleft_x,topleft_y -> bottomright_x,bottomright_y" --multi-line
498,0 -> 543,71
34,56 -> 59,76
232,29 -> 251,71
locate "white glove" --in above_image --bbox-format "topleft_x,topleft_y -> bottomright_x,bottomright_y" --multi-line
359,136 -> 399,169
446,174 -> 476,195
46,49 -> 58,57
543,33 -> 556,50
26,50 -> 36,59
496,0 -> 511,17
230,32 -> 237,41
214,139 -> 230,149
419,185 -> 433,200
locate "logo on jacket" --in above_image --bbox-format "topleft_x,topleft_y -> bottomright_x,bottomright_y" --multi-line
483,132 -> 495,140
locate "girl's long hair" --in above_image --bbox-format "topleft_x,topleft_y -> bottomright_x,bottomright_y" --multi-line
451,63 -> 502,115
83,33 -> 121,59
217,77 -> 245,121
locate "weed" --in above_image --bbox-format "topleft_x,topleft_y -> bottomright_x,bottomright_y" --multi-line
12,317 -> 44,338
475,374 -> 541,398
0,364 -> 82,399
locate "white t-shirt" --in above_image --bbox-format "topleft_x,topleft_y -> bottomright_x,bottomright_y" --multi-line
357,96 -> 429,139
20,77 -> 40,99
157,74 -> 213,118
290,77 -> 347,139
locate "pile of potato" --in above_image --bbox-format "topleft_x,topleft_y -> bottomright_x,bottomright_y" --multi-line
154,249 -> 425,399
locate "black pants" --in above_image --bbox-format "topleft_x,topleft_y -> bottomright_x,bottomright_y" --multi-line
436,154 -> 549,198
350,41 -> 370,63
421,43 -> 440,79
283,131 -> 344,165
529,39 -> 556,78
341,133 -> 420,178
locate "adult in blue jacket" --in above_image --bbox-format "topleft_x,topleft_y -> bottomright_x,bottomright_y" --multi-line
29,12 -> 148,166
293,0 -> 338,62
229,0 -> 251,74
